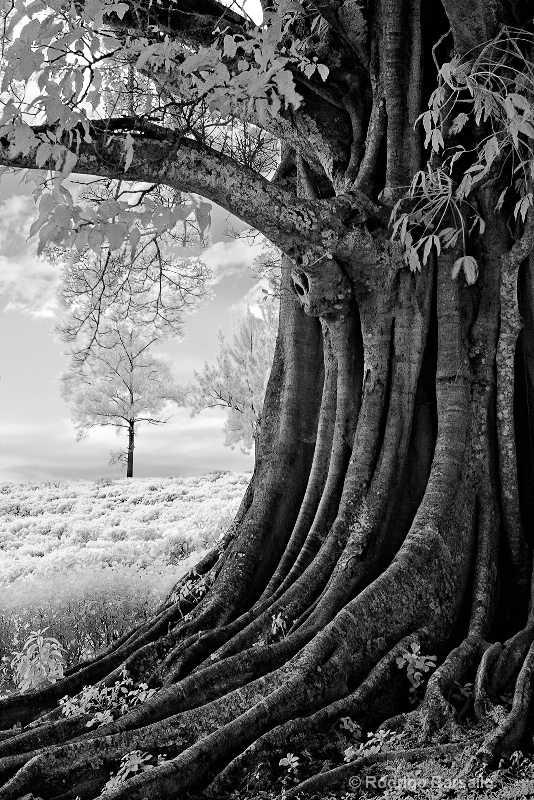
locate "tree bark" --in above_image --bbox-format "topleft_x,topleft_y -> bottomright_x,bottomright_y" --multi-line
127,421 -> 135,478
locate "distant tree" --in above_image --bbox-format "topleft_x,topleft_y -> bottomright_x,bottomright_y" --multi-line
60,324 -> 180,477
184,295 -> 278,453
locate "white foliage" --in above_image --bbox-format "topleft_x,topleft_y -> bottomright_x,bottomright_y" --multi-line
183,297 -> 278,453
60,323 -> 182,463
0,472 -> 250,587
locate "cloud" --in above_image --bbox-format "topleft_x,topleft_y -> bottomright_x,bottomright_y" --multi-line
0,251 -> 60,318
0,194 -> 60,318
230,277 -> 274,317
202,239 -> 264,283
0,193 -> 36,238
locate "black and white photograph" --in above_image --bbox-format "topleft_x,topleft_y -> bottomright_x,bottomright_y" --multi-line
1,0 -> 534,797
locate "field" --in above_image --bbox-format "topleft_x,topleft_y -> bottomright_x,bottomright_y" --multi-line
2,472 -> 534,798
0,472 -> 250,689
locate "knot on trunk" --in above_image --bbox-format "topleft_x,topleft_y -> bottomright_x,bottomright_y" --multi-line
291,255 -> 352,319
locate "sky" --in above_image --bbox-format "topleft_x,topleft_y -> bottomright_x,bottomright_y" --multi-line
0,170 -> 268,483
0,0 -> 267,483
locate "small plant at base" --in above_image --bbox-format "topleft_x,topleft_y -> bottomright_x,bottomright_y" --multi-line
59,665 -> 157,727
10,627 -> 66,692
271,612 -> 287,639
344,728 -> 405,762
339,716 -> 362,739
103,750 -> 169,791
171,570 -> 210,617
279,752 -> 300,784
396,641 -> 437,702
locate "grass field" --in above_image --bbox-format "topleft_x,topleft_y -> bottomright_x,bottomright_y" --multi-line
0,472 -> 250,688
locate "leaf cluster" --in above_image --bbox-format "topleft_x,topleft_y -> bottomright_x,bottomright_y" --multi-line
58,665 -> 157,728
103,749 -> 170,792
10,626 -> 66,692
391,26 -> 534,283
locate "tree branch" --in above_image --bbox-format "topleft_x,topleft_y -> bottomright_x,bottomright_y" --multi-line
109,0 -> 247,46
308,0 -> 368,76
0,120 -> 355,263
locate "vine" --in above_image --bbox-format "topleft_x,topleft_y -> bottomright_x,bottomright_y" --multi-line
391,25 -> 534,282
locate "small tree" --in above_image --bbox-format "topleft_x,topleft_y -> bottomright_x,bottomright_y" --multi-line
61,324 -> 180,477
184,295 -> 278,453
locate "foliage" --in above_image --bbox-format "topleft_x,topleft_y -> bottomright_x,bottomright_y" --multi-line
59,665 -> 156,727
53,206 -> 211,346
10,626 -> 66,692
339,716 -> 362,738
103,750 -> 170,792
0,0 -> 296,255
396,642 -> 437,702
278,752 -> 300,774
0,473 -> 248,584
169,569 -> 211,616
343,728 -> 406,763
271,612 -> 288,639
183,295 -> 278,453
391,26 -> 534,281
0,473 -> 248,695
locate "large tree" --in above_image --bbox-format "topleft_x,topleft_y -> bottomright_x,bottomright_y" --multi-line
0,0 -> 534,798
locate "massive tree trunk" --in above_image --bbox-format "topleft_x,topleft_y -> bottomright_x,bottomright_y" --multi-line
1,0 -> 534,797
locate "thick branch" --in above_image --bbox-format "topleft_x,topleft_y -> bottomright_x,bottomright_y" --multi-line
308,0 -> 368,77
111,0 -> 246,46
0,122 -> 353,263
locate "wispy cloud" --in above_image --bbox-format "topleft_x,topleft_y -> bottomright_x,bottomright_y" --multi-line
0,195 -> 60,318
0,252 -> 59,318
203,239 -> 264,283
230,277 -> 275,317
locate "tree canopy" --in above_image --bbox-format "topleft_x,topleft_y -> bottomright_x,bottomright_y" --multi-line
61,323 -> 180,476
184,294 -> 278,453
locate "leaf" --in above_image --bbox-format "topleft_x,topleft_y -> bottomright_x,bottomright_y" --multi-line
507,92 -> 531,113
482,135 -> 500,167
223,34 -> 237,59
106,224 -> 126,251
408,247 -> 420,272
449,113 -> 469,135
419,111 -> 433,146
422,236 -> 433,265
440,61 -> 453,86
430,128 -> 444,153
316,63 -> 329,81
129,227 -> 141,254
452,256 -> 478,285
495,187 -> 508,212
514,193 -> 533,222
272,69 -> 302,109
516,118 -> 534,139
123,133 -> 134,172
